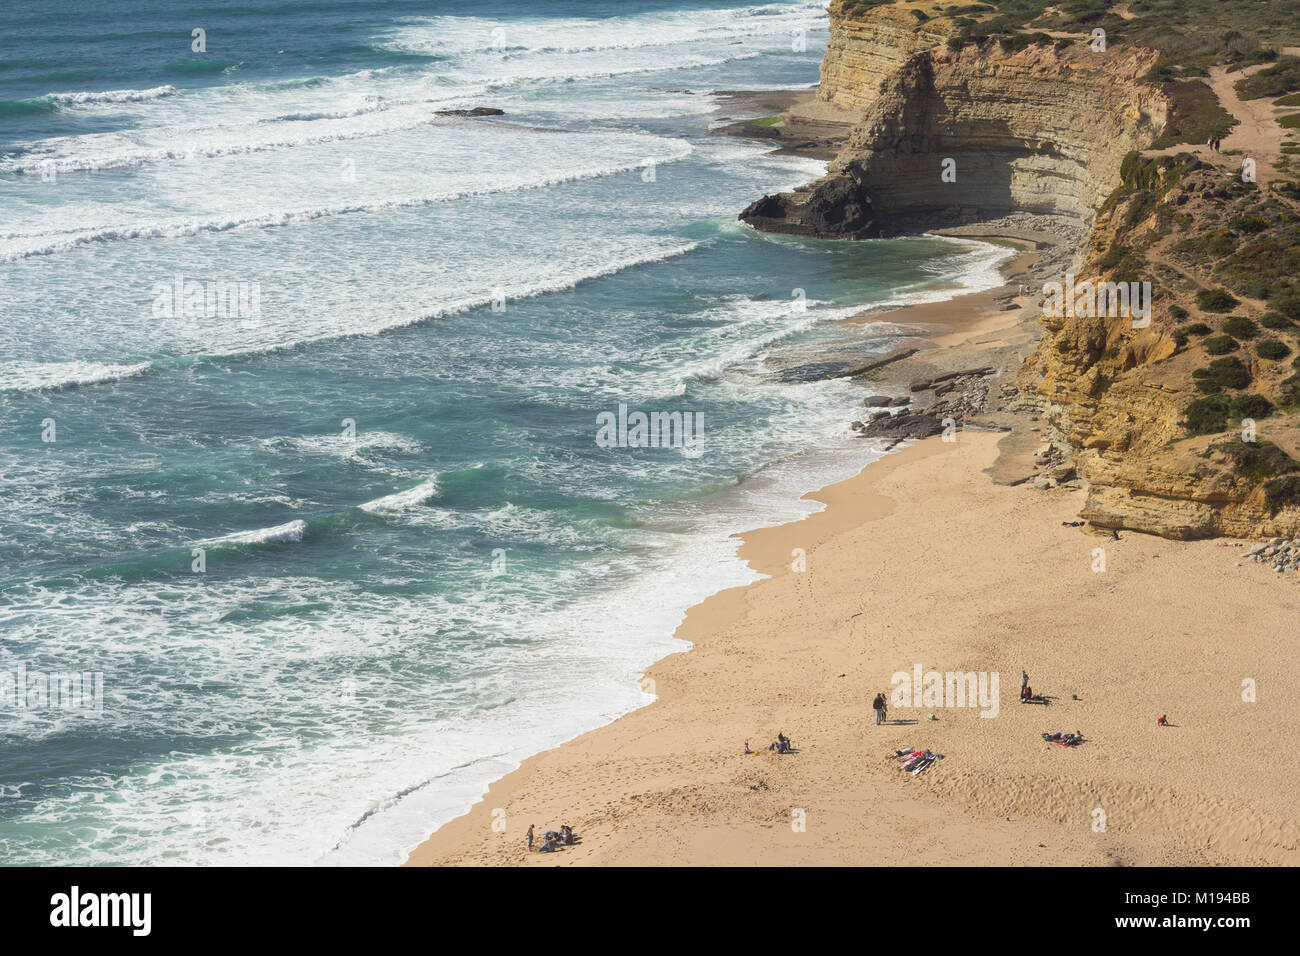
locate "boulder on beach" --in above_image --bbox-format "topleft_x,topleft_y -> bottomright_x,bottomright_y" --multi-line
857,411 -> 946,440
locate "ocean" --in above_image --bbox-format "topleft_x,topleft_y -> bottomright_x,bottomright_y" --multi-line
0,0 -> 1009,864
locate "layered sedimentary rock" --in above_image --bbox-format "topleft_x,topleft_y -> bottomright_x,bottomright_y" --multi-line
742,11 -> 1165,237
1019,191 -> 1300,539
817,2 -> 953,115
743,2 -> 1300,538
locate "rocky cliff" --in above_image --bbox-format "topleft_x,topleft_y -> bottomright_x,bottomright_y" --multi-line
817,2 -> 953,115
742,3 -> 1165,237
744,1 -> 1300,540
1019,153 -> 1300,539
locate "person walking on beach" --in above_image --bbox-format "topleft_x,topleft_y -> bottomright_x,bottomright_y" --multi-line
873,693 -> 885,725
526,824 -> 534,851
1021,670 -> 1029,694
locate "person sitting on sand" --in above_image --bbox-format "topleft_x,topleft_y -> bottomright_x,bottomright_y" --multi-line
744,741 -> 753,754
1157,714 -> 1168,727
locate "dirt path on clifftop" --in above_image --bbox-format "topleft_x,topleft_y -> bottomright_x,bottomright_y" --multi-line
1144,64 -> 1287,185
1207,65 -> 1285,184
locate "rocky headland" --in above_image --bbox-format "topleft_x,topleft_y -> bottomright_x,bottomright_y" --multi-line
738,0 -> 1300,542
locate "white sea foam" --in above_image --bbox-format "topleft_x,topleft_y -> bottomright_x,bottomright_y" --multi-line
47,85 -> 179,105
877,236 -> 1018,308
0,136 -> 694,261
201,519 -> 306,547
358,477 -> 440,513
0,360 -> 151,392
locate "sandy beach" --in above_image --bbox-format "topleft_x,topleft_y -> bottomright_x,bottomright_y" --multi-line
408,259 -> 1300,868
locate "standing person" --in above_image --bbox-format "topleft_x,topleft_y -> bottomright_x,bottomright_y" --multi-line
872,693 -> 884,725
526,824 -> 534,852
1021,670 -> 1029,694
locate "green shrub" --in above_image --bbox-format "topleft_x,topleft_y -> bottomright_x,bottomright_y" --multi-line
1180,322 -> 1212,335
1265,475 -> 1300,511
1207,356 -> 1251,388
1257,339 -> 1291,359
1197,288 -> 1240,312
1217,440 -> 1297,481
1203,335 -> 1239,354
1184,395 -> 1230,433
1280,372 -> 1300,406
1260,311 -> 1294,330
1169,305 -> 1190,320
1231,394 -> 1275,420
1230,214 -> 1270,234
1271,290 -> 1300,321
1222,315 -> 1259,339
1188,397 -> 1276,435
1236,57 -> 1300,100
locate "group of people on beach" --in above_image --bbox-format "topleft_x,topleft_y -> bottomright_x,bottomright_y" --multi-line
742,731 -> 796,754
526,823 -> 576,853
1207,135 -> 1224,151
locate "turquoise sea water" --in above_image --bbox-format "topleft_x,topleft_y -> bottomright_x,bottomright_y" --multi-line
0,0 -> 1008,864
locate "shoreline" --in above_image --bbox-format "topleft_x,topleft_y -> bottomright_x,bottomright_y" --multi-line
406,224 -> 1300,865
406,414 -> 1300,865
402,241 -> 1052,867
408,432 -> 1300,866
395,246 -> 1030,867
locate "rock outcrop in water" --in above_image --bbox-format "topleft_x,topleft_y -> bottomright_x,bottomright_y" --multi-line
738,174 -> 878,238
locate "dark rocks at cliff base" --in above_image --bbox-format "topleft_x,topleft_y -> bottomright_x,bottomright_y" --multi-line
739,174 -> 879,239
909,367 -> 997,392
436,107 -> 505,117
856,410 -> 946,440
863,395 -> 912,408
776,351 -> 923,384
776,361 -> 852,383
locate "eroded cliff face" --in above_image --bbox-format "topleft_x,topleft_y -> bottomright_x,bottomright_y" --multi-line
1019,165 -> 1300,539
744,2 -> 1300,539
817,2 -> 953,115
742,4 -> 1165,236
